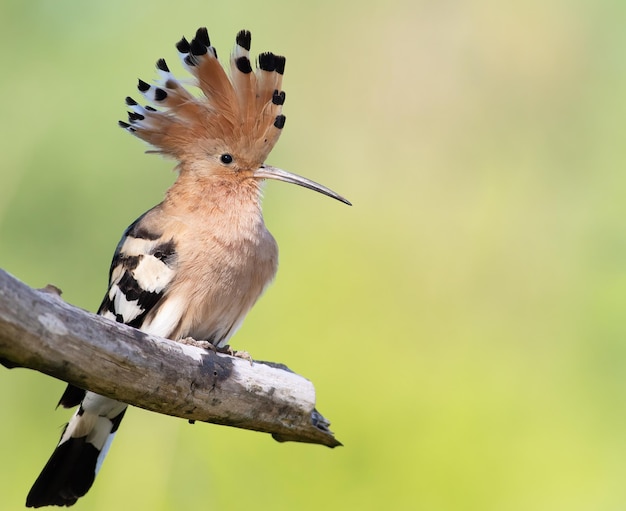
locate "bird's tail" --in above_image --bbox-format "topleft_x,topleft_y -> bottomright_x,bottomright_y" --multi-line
26,392 -> 127,508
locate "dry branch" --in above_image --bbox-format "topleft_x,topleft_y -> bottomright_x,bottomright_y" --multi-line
0,268 -> 340,448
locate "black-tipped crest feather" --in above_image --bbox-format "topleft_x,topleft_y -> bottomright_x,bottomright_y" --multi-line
190,38 -> 208,56
235,56 -> 253,74
236,30 -> 251,51
258,52 -> 276,72
137,79 -> 150,92
156,58 -> 170,72
195,27 -> 210,47
122,28 -> 287,162
176,36 -> 190,53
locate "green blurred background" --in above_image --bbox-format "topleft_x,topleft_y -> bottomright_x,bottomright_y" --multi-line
2,0 -> 626,509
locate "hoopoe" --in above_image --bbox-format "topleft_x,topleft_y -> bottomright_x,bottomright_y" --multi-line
26,27 -> 350,508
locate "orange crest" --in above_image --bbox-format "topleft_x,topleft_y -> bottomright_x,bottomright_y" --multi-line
120,28 -> 286,164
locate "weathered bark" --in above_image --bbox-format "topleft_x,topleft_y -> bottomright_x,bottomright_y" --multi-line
0,269 -> 340,448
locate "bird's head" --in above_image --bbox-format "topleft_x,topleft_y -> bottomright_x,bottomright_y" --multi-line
120,28 -> 350,206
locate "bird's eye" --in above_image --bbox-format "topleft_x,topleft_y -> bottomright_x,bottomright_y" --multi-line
220,153 -> 233,164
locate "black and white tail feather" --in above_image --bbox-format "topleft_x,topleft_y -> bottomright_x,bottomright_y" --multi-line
26,27 -> 287,507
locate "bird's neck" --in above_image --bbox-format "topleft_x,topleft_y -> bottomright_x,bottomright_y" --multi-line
162,172 -> 266,235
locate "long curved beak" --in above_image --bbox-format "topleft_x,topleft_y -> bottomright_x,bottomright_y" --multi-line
254,165 -> 352,206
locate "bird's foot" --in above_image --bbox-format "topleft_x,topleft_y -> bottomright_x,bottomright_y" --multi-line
177,339 -> 253,364
234,350 -> 253,364
38,284 -> 63,297
178,337 -> 215,350
219,345 -> 254,364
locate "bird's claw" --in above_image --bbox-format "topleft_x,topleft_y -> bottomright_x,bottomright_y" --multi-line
177,339 -> 252,364
216,345 -> 254,365
178,337 -> 215,350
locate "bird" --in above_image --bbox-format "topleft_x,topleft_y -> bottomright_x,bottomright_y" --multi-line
25,26 -> 350,508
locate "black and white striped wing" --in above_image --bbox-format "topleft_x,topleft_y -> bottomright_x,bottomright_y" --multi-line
98,215 -> 177,328
58,211 -> 178,409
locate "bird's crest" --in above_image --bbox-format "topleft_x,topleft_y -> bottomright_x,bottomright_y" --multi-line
119,28 -> 286,163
